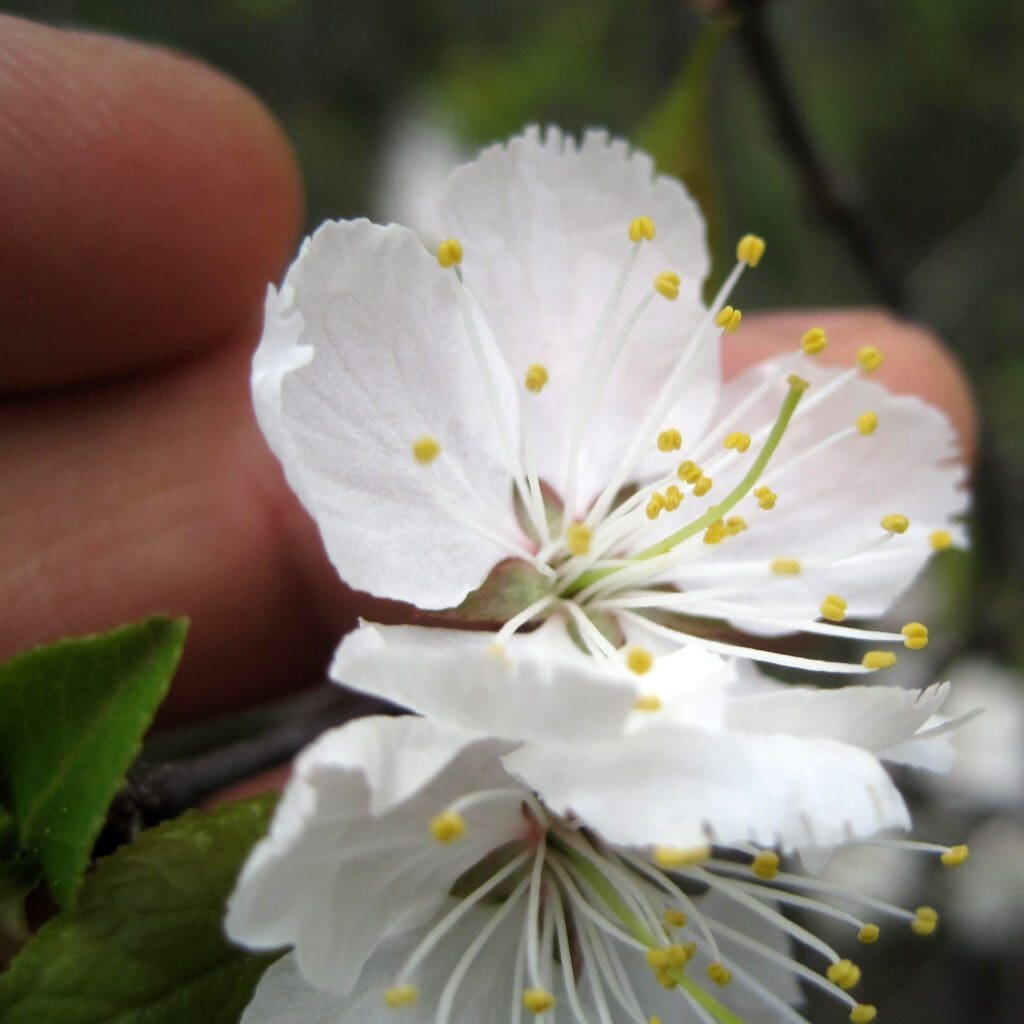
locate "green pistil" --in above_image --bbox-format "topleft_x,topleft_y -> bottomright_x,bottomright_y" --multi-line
562,377 -> 807,599
559,844 -> 744,1024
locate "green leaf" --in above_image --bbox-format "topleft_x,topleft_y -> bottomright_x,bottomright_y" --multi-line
0,616 -> 187,906
636,16 -> 737,298
0,797 -> 279,1024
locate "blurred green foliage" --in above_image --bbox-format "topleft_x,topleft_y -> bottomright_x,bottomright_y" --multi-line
1,2 -> 1021,1011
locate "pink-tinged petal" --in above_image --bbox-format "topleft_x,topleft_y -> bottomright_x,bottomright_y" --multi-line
441,126 -> 714,511
253,219 -> 523,609
226,715 -> 520,995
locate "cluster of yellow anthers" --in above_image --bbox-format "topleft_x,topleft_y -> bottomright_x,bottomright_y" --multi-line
378,803 -> 971,1024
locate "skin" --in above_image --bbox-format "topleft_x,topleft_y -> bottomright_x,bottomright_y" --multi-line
0,16 -> 976,741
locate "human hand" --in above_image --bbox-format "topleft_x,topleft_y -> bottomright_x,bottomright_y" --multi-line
0,15 -> 976,728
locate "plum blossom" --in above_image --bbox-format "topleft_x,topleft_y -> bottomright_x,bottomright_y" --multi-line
226,622 -> 967,1024
253,126 -> 967,675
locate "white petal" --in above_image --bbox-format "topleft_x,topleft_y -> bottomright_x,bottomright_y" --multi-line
254,219 -> 523,608
331,620 -> 637,746
227,715 -> 520,994
441,126 -> 714,509
673,357 -> 968,626
240,954 -> 344,1024
506,726 -> 909,851
726,681 -> 950,754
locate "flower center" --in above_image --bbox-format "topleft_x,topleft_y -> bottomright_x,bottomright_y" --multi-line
381,790 -> 969,1024
418,224 -> 932,676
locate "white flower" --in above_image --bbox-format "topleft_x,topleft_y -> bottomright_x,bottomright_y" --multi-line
254,126 -> 967,675
227,622 -> 965,1024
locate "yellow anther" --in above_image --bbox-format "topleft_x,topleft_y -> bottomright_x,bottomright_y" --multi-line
676,460 -> 702,484
857,923 -> 880,944
850,1004 -> 877,1024
654,270 -> 681,301
704,519 -> 728,545
429,810 -> 466,844
856,411 -> 879,436
827,959 -> 862,991
787,373 -> 810,393
649,1018 -> 662,1024
522,988 -> 556,1014
724,431 -> 752,453
436,238 -> 463,268
627,646 -> 654,675
736,234 -> 766,267
857,346 -> 883,372
715,305 -> 743,333
725,516 -> 747,535
486,642 -> 512,666
901,622 -> 929,650
412,436 -> 441,464
881,513 -> 910,534
524,363 -> 549,393
820,594 -> 848,622
629,216 -> 656,243
912,906 -> 939,937
753,485 -> 778,510
566,523 -> 592,556
657,428 -> 683,452
676,942 -> 697,965
646,493 -> 666,520
862,650 -> 897,670
653,845 -> 711,868
653,967 -> 678,989
384,985 -> 419,1009
645,948 -> 671,969
692,474 -> 713,497
940,844 -> 970,867
801,327 -> 828,355
633,694 -> 663,712
751,850 -> 780,880
663,908 -> 687,928
707,962 -> 732,986
664,485 -> 683,511
929,529 -> 952,550
770,558 -> 802,576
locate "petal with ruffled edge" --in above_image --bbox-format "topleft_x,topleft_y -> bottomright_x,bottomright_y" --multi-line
441,126 -> 715,512
506,726 -> 909,852
253,219 -> 523,609
226,715 -> 520,995
331,620 -> 641,747
726,681 -> 950,756
665,357 -> 967,632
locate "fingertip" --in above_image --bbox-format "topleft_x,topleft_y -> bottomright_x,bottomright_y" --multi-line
0,15 -> 304,391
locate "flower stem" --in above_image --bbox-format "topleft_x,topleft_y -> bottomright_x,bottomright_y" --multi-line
560,844 -> 745,1024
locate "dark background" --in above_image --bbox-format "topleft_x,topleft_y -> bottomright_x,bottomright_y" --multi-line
4,0 -> 1022,1020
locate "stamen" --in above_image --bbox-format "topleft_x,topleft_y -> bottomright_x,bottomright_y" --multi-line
522,989 -> 556,1014
826,960 -> 862,991
737,234 -> 766,266
858,925 -> 881,944
524,363 -> 550,393
801,327 -> 828,355
856,411 -> 878,436
856,346 -> 883,372
492,595 -> 557,647
633,695 -> 663,712
430,810 -> 467,844
850,1006 -> 878,1024
629,216 -> 656,243
384,985 -> 419,1009
436,238 -> 463,268
626,646 -> 654,675
754,485 -> 777,510
654,270 -> 681,301
715,306 -> 742,332
412,435 -> 441,464
770,558 -> 802,576
901,622 -> 929,649
751,850 -> 780,880
880,513 -> 910,534
862,651 -> 897,670
657,428 -> 683,452
930,529 -> 953,550
821,594 -> 848,622
567,523 -> 593,556
911,906 -> 939,936
551,891 -> 592,1024
724,431 -> 752,453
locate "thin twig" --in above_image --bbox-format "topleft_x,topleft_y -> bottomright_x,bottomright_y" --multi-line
732,0 -> 906,310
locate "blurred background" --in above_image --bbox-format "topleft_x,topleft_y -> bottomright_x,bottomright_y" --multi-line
4,0 -> 1022,1020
